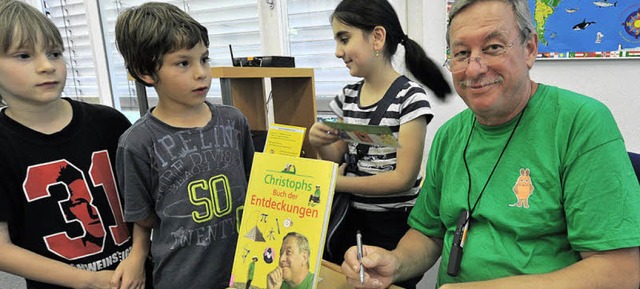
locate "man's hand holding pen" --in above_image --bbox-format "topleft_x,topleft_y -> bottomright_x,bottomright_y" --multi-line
357,231 -> 365,284
341,244 -> 396,289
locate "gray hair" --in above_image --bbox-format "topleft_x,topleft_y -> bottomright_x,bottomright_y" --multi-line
446,0 -> 534,46
282,232 -> 310,268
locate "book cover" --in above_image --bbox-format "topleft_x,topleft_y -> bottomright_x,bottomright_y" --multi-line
263,123 -> 306,157
229,152 -> 338,289
322,121 -> 399,147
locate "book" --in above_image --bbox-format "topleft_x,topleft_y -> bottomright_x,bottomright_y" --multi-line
322,121 -> 399,147
230,152 -> 338,289
263,123 -> 306,157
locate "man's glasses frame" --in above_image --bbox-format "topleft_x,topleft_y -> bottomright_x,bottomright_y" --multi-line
444,36 -> 522,74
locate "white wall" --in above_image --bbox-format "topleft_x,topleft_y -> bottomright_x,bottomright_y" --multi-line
420,1 -> 640,154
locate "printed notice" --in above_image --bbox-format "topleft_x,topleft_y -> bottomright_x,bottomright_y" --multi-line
263,123 -> 306,157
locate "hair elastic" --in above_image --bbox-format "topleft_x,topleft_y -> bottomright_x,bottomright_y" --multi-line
400,34 -> 409,45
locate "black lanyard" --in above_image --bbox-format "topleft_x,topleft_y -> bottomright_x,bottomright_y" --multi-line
463,104 -> 527,218
448,105 -> 528,277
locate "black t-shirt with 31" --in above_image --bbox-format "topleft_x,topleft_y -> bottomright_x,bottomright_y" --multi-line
0,98 -> 133,289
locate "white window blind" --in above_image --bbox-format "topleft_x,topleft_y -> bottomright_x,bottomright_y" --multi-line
286,0 -> 357,112
37,0 -> 370,119
42,0 -> 99,103
98,0 -> 260,121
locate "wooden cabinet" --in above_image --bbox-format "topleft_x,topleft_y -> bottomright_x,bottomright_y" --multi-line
212,67 -> 318,158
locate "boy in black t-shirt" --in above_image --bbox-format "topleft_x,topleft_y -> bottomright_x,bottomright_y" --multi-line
0,1 -> 146,288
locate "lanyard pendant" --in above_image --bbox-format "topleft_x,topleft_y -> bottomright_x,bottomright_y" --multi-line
447,210 -> 470,276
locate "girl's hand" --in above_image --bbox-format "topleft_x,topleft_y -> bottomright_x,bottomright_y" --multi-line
309,122 -> 340,148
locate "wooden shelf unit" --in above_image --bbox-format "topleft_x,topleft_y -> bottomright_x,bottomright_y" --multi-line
212,67 -> 318,158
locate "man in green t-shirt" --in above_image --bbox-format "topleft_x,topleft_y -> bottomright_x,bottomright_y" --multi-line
267,232 -> 315,289
339,0 -> 640,288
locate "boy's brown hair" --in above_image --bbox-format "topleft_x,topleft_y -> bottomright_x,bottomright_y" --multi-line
0,0 -> 64,105
115,2 -> 209,87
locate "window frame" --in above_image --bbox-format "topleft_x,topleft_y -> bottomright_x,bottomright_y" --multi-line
27,0 -> 415,120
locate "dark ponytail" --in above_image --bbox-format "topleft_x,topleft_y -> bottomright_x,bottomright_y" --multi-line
403,38 -> 451,100
332,0 -> 451,100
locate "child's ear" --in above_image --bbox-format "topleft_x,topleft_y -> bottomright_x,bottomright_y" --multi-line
139,74 -> 156,85
371,25 -> 387,52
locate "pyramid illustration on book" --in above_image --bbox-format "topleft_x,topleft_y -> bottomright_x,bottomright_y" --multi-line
244,225 -> 266,242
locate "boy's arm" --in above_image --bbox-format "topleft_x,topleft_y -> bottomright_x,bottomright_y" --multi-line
111,217 -> 155,289
241,118 -> 255,180
0,222 -> 114,289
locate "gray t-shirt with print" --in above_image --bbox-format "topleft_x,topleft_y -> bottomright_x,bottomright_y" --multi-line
117,102 -> 254,289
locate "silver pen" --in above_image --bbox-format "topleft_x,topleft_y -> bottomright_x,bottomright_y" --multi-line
356,230 -> 364,284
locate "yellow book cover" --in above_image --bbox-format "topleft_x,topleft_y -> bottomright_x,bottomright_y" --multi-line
263,123 -> 307,157
229,152 -> 337,289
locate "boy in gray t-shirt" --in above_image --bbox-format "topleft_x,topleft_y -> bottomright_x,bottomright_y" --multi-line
113,3 -> 254,288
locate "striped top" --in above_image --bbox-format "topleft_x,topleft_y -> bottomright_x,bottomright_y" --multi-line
329,76 -> 434,211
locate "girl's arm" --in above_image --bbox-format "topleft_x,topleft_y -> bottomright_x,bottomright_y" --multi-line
336,116 -> 427,195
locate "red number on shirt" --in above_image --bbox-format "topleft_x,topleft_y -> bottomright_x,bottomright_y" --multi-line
90,151 -> 129,245
23,151 -> 129,260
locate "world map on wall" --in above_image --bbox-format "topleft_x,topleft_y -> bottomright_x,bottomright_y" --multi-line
447,0 -> 640,59
532,0 -> 640,58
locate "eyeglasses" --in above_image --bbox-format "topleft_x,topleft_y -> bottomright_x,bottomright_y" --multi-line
444,37 -> 519,74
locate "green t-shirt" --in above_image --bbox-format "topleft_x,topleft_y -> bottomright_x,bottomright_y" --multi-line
409,84 -> 640,285
247,261 -> 256,280
280,272 -> 314,289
